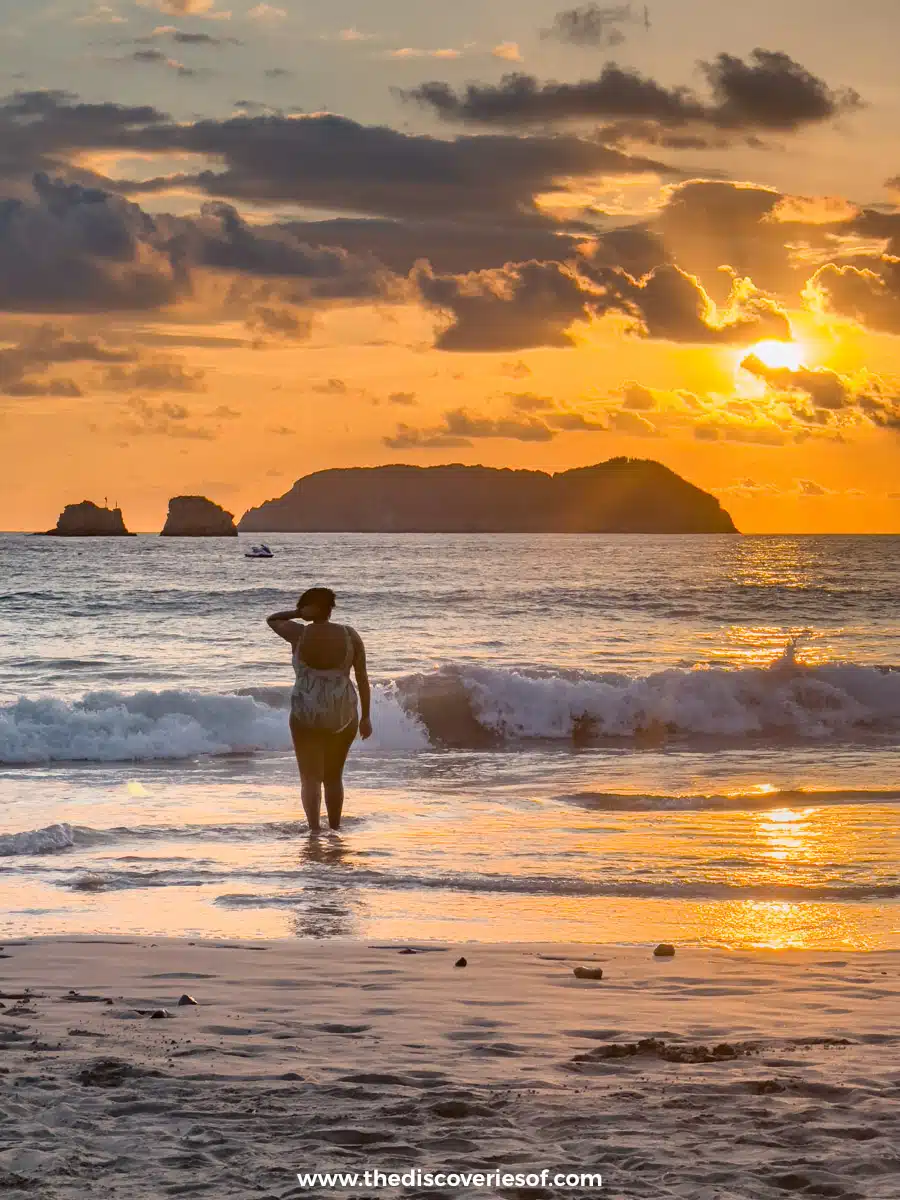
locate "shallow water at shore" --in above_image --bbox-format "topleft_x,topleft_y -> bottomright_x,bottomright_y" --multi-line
1,533 -> 898,947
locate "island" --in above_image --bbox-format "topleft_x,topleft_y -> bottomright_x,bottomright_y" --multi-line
39,501 -> 134,537
160,496 -> 238,537
239,459 -> 737,533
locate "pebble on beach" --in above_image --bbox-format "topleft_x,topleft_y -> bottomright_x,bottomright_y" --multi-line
573,966 -> 604,980
455,957 -> 468,968
177,994 -> 199,1006
654,944 -> 676,958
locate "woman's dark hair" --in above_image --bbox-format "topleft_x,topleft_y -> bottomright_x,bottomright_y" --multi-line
298,586 -> 336,615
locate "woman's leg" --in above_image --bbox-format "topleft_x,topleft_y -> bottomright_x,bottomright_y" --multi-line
289,719 -> 326,831
322,720 -> 358,830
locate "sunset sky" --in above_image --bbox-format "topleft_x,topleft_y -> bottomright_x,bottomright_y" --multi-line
1,0 -> 899,532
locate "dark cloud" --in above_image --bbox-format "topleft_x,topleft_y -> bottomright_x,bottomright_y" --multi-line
0,176 -> 388,314
0,323 -> 135,397
0,90 -> 168,190
741,354 -> 850,410
387,391 -> 417,405
542,4 -> 632,48
701,50 -> 861,132
608,263 -> 792,344
414,255 -> 790,352
281,216 -> 586,276
808,261 -> 900,334
402,50 -> 860,135
0,175 -> 183,311
123,111 -> 668,223
414,259 -> 605,351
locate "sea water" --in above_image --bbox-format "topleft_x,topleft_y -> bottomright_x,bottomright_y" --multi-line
1,533 -> 897,948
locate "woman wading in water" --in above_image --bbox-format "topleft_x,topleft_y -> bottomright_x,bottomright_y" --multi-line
267,588 -> 372,831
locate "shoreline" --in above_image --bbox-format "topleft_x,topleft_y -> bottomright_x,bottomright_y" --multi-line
0,937 -> 896,1197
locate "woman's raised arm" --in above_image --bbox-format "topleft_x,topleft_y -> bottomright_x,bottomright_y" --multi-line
267,608 -> 304,645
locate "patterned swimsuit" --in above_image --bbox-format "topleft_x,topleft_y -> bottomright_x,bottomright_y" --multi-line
290,624 -> 359,733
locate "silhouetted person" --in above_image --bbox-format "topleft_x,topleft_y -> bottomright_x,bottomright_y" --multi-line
267,587 -> 371,831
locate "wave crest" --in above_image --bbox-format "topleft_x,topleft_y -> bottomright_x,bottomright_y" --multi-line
397,659 -> 900,746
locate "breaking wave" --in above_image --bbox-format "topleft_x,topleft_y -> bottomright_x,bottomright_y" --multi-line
1,652 -> 898,764
0,685 -> 427,764
397,653 -> 900,746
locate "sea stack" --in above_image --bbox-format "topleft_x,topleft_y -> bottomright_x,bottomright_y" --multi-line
41,501 -> 134,537
160,495 -> 238,537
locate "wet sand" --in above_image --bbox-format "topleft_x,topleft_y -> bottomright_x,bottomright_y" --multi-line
0,938 -> 897,1198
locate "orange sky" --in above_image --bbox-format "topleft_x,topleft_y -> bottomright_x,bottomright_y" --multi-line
1,1 -> 899,532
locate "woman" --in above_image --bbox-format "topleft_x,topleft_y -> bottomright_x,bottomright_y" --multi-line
267,587 -> 371,832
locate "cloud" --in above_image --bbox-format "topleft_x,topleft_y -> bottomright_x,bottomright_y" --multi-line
136,28 -> 240,46
247,4 -> 286,20
0,176 -> 183,311
739,353 -> 900,429
542,4 -> 633,48
500,359 -> 531,378
128,50 -> 206,77
1,92 -> 667,233
0,323 -> 132,396
246,304 -> 313,340
797,479 -> 829,496
414,259 -> 605,351
402,50 -> 860,135
492,43 -> 523,63
384,406 -> 557,447
609,264 -> 792,344
76,5 -> 126,24
0,175 -> 390,315
413,252 -> 791,353
607,408 -> 659,436
387,391 -> 417,405
806,261 -> 900,335
390,48 -> 461,60
141,0 -> 220,14
621,382 -> 656,410
118,395 -> 216,438
100,359 -> 207,392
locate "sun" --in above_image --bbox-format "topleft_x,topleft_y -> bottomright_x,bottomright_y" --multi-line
748,339 -> 807,371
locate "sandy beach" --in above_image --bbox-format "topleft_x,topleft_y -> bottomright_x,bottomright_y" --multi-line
0,938 -> 897,1198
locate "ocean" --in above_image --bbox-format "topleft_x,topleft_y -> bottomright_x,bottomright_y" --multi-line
1,532 -> 898,949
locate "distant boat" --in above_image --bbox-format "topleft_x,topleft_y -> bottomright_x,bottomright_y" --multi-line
245,543 -> 274,559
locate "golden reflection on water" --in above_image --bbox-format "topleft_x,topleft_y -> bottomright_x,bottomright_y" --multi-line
757,807 -> 819,863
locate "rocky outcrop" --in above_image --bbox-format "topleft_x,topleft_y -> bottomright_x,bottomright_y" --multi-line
40,501 -> 134,536
160,496 -> 238,537
239,459 -> 738,534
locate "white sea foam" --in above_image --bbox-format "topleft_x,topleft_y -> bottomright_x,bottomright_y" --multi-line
399,658 -> 900,744
0,685 -> 427,764
1,658 -> 896,764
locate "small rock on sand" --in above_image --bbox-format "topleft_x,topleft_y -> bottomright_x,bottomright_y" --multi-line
653,944 -> 676,957
177,994 -> 199,1006
455,957 -> 468,968
573,966 -> 604,980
